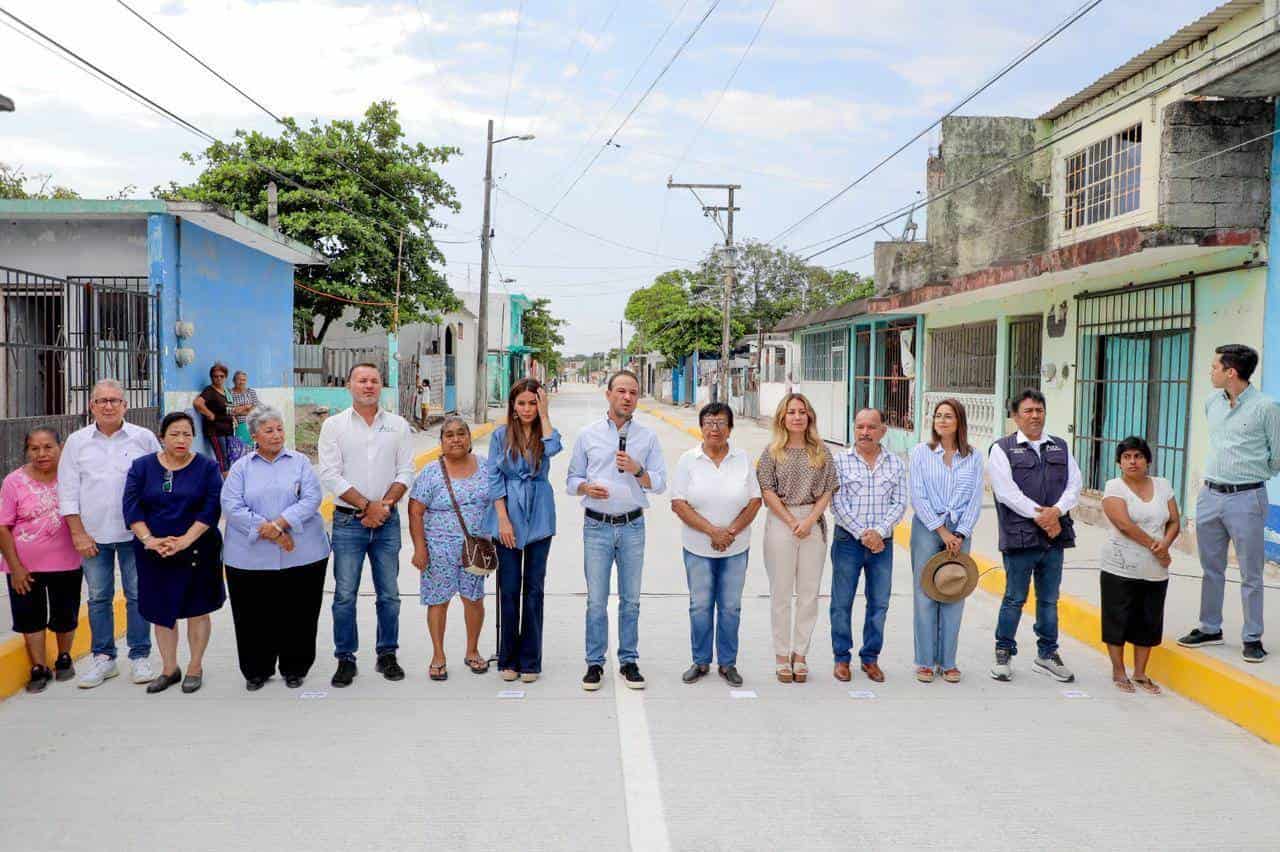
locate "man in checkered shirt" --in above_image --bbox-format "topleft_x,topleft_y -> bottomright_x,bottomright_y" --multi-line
829,408 -> 908,684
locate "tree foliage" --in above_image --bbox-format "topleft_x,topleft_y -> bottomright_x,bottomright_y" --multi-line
521,297 -> 567,377
0,162 -> 80,199
154,101 -> 462,343
626,243 -> 873,366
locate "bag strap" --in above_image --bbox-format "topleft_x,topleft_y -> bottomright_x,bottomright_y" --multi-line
438,458 -> 474,536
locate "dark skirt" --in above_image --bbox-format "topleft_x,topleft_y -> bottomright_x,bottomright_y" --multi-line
1099,571 -> 1168,647
136,528 -> 226,628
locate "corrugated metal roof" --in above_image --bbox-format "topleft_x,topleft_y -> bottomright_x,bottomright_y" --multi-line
1039,0 -> 1262,121
771,298 -> 869,333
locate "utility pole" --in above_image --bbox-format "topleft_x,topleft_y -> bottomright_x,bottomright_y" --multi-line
667,179 -> 740,405
474,121 -> 535,424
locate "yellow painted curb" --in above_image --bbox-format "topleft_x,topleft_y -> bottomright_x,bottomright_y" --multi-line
892,521 -> 1280,745
638,404 -> 703,441
0,593 -> 127,699
318,421 -> 498,522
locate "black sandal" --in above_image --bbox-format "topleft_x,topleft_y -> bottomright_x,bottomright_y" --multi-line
465,656 -> 490,675
429,663 -> 448,682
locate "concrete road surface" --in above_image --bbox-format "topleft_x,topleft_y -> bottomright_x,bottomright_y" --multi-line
3,384 -> 1278,851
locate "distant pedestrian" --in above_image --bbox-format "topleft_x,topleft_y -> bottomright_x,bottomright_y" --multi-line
1178,344 -> 1280,663
908,399 -> 984,683
565,370 -> 667,692
59,378 -> 160,688
987,388 -> 1081,683
318,363 -> 414,687
221,406 -> 331,691
0,428 -> 82,693
1101,437 -> 1179,694
830,408 -> 907,684
757,393 -> 838,684
409,417 -> 492,680
193,362 -> 241,474
671,402 -> 761,687
415,379 -> 431,429
229,370 -> 261,448
124,412 -> 225,695
486,379 -> 562,683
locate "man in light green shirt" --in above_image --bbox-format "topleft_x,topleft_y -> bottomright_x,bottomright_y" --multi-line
1178,345 -> 1280,663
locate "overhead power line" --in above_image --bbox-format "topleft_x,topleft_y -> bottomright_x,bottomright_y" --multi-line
768,0 -> 1106,246
798,7 -> 1280,262
513,0 -> 723,254
499,0 -> 526,136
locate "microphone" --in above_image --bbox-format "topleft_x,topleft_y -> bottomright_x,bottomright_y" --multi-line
617,422 -> 629,473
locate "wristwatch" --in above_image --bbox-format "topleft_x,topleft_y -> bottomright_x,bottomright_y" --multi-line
633,465 -> 646,480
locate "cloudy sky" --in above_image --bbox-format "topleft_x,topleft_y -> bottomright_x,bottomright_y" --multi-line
1,0 -> 1229,352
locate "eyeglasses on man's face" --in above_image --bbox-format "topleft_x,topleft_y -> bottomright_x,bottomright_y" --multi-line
702,419 -> 730,431
92,397 -> 125,407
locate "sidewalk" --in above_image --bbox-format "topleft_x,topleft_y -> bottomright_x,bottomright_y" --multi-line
640,396 -> 1280,744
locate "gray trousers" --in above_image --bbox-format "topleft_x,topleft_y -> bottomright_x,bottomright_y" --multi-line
1196,486 -> 1267,643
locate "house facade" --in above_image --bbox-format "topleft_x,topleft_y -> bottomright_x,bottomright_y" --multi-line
867,0 -> 1274,542
0,199 -> 325,465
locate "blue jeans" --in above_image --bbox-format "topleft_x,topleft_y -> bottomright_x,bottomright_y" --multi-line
995,546 -> 1063,658
497,536 -> 552,674
683,549 -> 749,667
830,526 -> 893,664
583,515 -> 645,666
82,541 -> 151,660
909,518 -> 970,670
331,511 -> 402,661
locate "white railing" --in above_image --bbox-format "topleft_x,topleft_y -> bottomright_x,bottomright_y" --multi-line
922,392 -> 1000,449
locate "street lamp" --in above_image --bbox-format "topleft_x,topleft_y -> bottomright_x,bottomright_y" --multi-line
475,120 -> 534,423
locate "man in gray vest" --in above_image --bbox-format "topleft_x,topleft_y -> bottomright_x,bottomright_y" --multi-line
986,389 -> 1081,682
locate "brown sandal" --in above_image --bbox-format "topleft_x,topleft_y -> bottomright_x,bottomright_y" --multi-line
1132,676 -> 1161,695
465,656 -> 490,675
792,658 -> 809,683
775,661 -> 794,683
429,663 -> 448,681
1113,676 -> 1135,693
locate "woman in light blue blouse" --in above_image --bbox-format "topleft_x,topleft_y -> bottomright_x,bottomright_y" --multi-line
908,398 -> 984,683
221,406 -> 331,691
486,379 -> 562,683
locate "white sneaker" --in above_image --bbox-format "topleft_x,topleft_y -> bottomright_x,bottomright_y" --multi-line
130,657 -> 158,684
77,654 -> 120,689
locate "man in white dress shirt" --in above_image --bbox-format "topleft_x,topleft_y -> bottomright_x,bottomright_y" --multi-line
318,363 -> 414,688
565,370 -> 667,691
58,378 -> 161,688
986,388 -> 1082,684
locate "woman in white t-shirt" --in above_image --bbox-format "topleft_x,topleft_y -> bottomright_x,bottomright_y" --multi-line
670,402 -> 762,688
1100,436 -> 1180,695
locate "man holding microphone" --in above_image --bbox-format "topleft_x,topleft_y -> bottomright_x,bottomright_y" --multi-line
566,370 -> 667,691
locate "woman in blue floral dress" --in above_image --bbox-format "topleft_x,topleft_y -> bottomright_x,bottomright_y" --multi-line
409,416 -> 493,680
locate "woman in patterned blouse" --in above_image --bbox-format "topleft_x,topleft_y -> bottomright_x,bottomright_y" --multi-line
756,394 -> 839,684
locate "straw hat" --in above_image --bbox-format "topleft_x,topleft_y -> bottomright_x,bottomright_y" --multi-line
920,550 -> 979,603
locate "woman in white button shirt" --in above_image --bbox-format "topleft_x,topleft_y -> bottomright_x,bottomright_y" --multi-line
1100,436 -> 1179,695
670,402 -> 762,687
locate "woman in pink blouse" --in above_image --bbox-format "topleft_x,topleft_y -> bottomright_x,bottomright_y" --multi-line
0,427 -> 83,693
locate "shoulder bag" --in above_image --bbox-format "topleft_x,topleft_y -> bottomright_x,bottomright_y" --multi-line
439,458 -> 498,577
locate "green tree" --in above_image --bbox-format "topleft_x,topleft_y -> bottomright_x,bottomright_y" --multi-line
625,270 -> 746,366
0,162 -> 80,199
155,101 -> 462,343
521,297 -> 566,377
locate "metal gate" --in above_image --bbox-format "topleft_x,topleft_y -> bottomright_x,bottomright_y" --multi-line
1006,314 -> 1043,400
398,353 -> 421,423
1073,278 -> 1194,497
0,267 -> 161,472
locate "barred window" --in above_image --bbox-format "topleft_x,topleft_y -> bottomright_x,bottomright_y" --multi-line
801,329 -> 845,382
1064,123 -> 1141,230
877,320 -> 916,430
927,321 -> 996,393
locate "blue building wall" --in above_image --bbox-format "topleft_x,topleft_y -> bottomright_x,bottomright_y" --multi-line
147,214 -> 297,442
1264,107 -> 1280,562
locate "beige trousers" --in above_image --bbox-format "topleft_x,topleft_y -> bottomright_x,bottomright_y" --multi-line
763,505 -> 827,657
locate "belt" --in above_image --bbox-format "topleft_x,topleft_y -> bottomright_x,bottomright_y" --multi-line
585,508 -> 643,525
333,505 -> 359,515
1205,480 -> 1264,494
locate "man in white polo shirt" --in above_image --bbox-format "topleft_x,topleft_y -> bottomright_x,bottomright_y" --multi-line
59,378 -> 161,688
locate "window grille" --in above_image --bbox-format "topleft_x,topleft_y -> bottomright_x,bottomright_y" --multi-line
877,320 -> 916,430
1006,315 -> 1043,400
1064,123 -> 1141,230
927,321 -> 997,393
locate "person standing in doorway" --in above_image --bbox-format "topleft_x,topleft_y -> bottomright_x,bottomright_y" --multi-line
318,363 -> 415,687
228,370 -> 261,449
565,370 -> 667,691
193,362 -> 238,475
59,378 -> 161,688
987,388 -> 1082,683
1178,344 -> 1280,663
830,408 -> 907,684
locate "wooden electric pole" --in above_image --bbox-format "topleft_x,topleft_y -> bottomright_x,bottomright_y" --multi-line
666,179 -> 740,405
